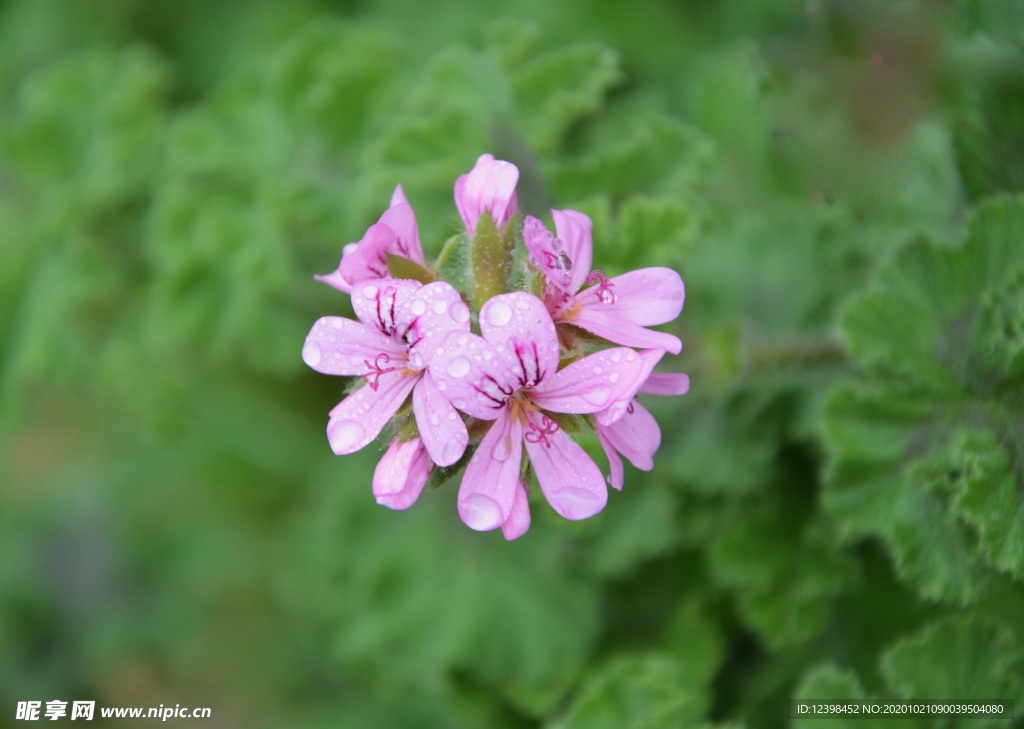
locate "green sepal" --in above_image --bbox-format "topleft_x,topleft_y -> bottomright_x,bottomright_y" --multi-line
469,210 -> 515,310
386,253 -> 438,285
547,411 -> 588,436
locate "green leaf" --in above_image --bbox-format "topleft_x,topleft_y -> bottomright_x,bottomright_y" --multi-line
881,616 -> 1022,725
281,465 -> 600,718
794,664 -> 925,729
823,195 -> 1024,602
710,508 -> 858,648
550,654 -> 706,729
510,41 -> 622,155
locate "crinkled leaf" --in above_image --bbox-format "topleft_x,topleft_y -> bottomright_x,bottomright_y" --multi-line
881,616 -> 1022,723
549,654 -> 706,729
824,196 -> 1024,602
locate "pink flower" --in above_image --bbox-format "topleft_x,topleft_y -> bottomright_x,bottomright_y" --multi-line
302,279 -> 471,466
315,186 -> 425,293
429,292 -> 645,534
373,437 -> 431,510
595,350 -> 690,490
454,154 -> 519,236
523,210 -> 685,354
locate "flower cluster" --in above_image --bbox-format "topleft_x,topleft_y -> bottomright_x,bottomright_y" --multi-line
303,154 -> 688,539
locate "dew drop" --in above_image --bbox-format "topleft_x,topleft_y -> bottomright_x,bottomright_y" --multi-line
599,289 -> 617,305
440,440 -> 463,465
609,372 -> 621,384
361,284 -> 377,299
592,366 -> 603,375
452,397 -> 466,409
514,298 -> 529,310
610,350 -> 623,363
328,421 -> 365,453
446,357 -> 471,378
456,333 -> 468,346
447,411 -> 457,421
486,300 -> 512,327
451,303 -> 470,323
461,495 -> 503,531
491,437 -> 511,462
302,341 -> 322,368
436,379 -> 447,392
409,351 -> 425,370
331,319 -> 344,329
410,298 -> 427,316
555,250 -> 572,273
581,385 -> 611,406
432,299 -> 448,315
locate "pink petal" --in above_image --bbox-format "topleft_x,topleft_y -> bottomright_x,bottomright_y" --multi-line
428,331 -> 517,421
641,372 -> 690,396
326,372 -> 418,455
413,373 -> 467,467
373,437 -> 431,510
597,428 -> 625,491
551,209 -> 594,293
350,278 -> 423,338
501,479 -> 532,540
314,242 -> 359,293
454,154 -> 519,236
524,411 -> 607,521
529,347 -> 643,414
338,222 -> 395,285
479,293 -> 559,388
523,215 -> 572,293
389,184 -> 409,207
378,202 -> 424,264
577,267 -> 684,326
302,316 -> 404,376
399,281 -> 472,368
600,401 -> 661,471
595,349 -> 663,426
458,410 -> 523,531
570,308 -> 683,355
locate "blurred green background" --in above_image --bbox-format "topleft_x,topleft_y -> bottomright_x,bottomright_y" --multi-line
2,0 -> 1024,727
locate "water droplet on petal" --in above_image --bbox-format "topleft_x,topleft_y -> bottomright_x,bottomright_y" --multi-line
441,440 -> 462,465
486,301 -> 512,327
456,333 -> 468,346
555,250 -> 572,273
447,357 -> 471,378
514,298 -> 529,310
410,298 -> 427,316
409,351 -> 425,370
491,437 -> 511,462
592,366 -> 602,375
461,494 -> 504,531
331,319 -> 344,329
625,350 -> 636,361
328,421 -> 365,453
436,379 -> 447,391
581,385 -> 611,406
432,299 -> 448,315
302,341 -> 322,367
610,350 -> 622,363
447,411 -> 457,421
452,397 -> 466,409
599,289 -> 617,305
451,303 -> 470,323
609,372 -> 621,383
361,284 -> 377,299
